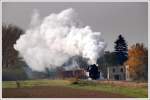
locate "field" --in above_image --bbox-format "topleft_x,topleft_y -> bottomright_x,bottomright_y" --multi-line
3,79 -> 148,98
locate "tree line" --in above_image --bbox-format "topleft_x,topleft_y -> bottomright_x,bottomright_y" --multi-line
2,24 -> 148,81
97,34 -> 148,81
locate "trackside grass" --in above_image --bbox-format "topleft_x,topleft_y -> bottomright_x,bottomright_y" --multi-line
2,79 -> 71,88
3,79 -> 148,98
69,80 -> 148,98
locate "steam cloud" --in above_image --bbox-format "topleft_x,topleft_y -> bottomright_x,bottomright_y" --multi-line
14,8 -> 106,71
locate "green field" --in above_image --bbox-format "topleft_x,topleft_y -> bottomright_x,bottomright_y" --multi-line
3,79 -> 148,98
3,79 -> 70,88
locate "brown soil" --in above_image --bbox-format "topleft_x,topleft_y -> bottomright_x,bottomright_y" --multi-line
3,86 -> 132,98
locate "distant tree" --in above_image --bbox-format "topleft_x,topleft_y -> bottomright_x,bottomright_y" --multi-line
45,67 -> 51,77
97,51 -> 118,66
2,66 -> 28,81
2,24 -> 24,68
62,56 -> 89,70
89,64 -> 100,80
114,34 -> 128,65
125,43 -> 148,80
74,56 -> 89,69
97,51 -> 118,78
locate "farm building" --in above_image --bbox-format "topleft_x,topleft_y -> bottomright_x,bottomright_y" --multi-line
61,69 -> 87,79
107,66 -> 126,80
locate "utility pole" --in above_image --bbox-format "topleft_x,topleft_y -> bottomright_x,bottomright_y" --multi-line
107,67 -> 110,80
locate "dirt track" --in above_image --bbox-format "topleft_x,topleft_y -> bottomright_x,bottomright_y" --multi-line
3,86 -> 132,98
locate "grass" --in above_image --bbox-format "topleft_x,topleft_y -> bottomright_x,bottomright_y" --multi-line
2,79 -> 71,88
69,80 -> 148,98
3,79 -> 148,98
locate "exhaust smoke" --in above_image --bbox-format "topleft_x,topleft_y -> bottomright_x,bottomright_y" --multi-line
14,8 -> 106,72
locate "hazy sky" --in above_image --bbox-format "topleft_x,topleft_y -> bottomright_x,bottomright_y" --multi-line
2,2 -> 148,51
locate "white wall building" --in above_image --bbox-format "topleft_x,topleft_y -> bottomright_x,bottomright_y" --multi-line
107,66 -> 126,80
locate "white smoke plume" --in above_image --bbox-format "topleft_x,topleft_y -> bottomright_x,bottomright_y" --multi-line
30,9 -> 41,28
14,8 -> 106,72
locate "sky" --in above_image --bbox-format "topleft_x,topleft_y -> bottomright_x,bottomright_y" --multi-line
2,2 -> 148,51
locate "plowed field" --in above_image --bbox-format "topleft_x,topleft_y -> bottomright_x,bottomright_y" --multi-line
3,86 -> 131,98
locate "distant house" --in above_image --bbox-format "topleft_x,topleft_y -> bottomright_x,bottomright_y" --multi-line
107,66 -> 126,80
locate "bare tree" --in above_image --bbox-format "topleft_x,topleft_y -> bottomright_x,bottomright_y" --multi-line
2,24 -> 24,68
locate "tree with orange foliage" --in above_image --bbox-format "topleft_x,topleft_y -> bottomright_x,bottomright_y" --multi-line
125,43 -> 148,80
